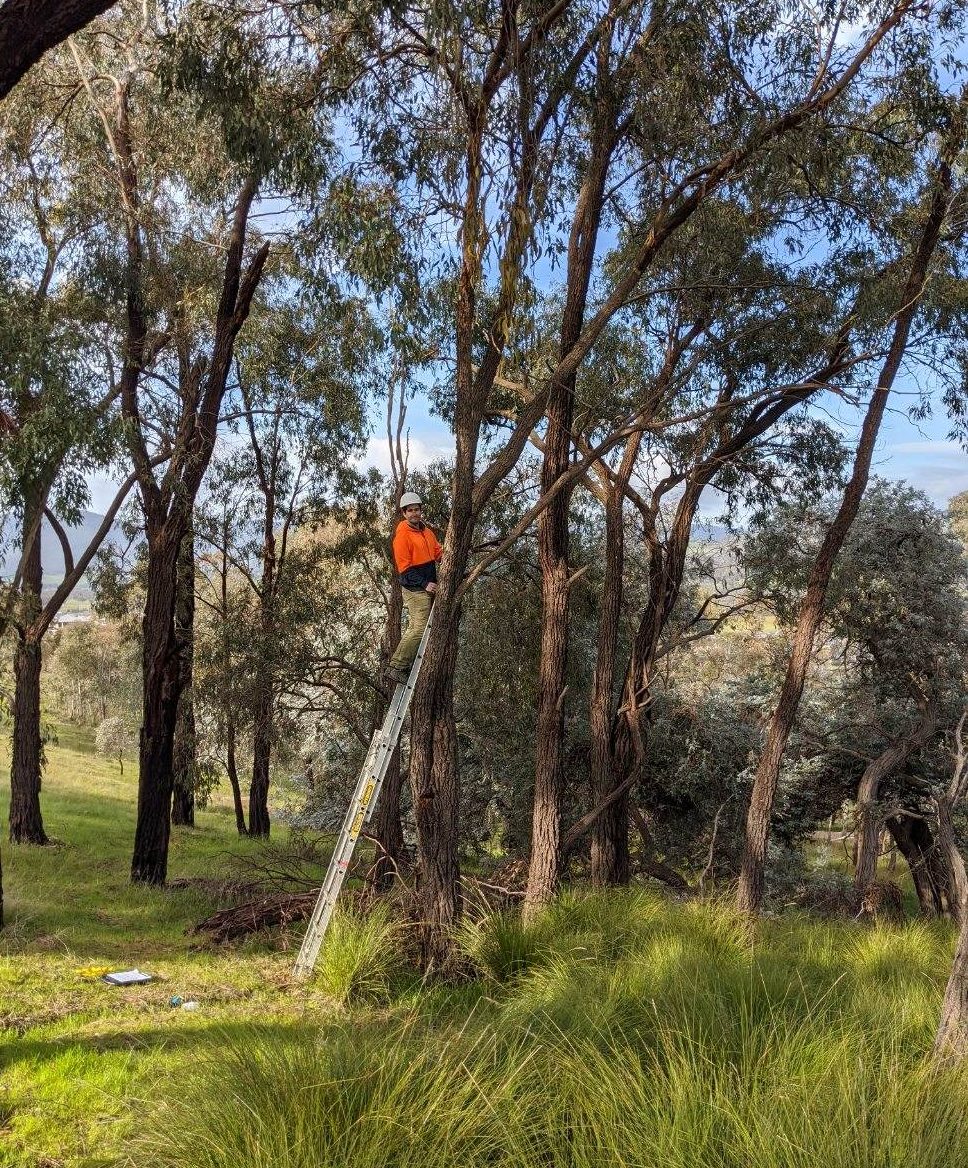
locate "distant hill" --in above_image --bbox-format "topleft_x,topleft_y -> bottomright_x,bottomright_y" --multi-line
1,511 -> 122,600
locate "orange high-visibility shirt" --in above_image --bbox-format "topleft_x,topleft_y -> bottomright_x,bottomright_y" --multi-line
392,520 -> 443,581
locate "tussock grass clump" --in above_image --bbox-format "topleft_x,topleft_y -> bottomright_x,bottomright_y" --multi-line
135,892 -> 968,1168
455,908 -> 553,982
135,1022 -> 531,1168
316,904 -> 403,1005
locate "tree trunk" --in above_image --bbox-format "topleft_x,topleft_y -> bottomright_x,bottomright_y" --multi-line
584,436 -> 639,886
524,89 -> 616,918
9,635 -> 47,844
409,590 -> 462,969
937,795 -> 968,929
936,907 -> 968,1060
119,161 -> 268,885
225,717 -> 247,836
131,525 -> 183,884
0,0 -> 117,102
593,721 -> 633,886
171,695 -> 196,826
935,800 -> 968,1058
9,515 -> 47,845
369,575 -> 404,891
887,814 -> 949,918
526,547 -> 568,911
592,488 -> 702,885
370,750 -> 404,889
736,141 -> 956,916
853,720 -> 936,913
248,479 -> 277,839
171,526 -> 196,827
248,677 -> 272,837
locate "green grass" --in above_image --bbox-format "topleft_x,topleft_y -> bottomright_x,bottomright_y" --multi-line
316,904 -> 404,1005
0,730 -> 965,1167
135,894 -> 967,1168
0,725 -> 317,1168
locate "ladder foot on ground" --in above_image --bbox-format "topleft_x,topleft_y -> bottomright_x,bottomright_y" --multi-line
292,611 -> 434,980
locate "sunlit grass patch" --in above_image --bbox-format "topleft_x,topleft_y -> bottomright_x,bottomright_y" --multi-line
316,904 -> 404,1005
2,730 -> 966,1168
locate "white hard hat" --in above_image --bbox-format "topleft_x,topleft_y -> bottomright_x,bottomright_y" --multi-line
400,491 -> 423,508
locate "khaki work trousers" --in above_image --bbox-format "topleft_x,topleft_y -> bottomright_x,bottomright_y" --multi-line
389,587 -> 433,671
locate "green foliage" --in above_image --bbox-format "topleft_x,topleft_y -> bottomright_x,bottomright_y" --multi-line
138,891 -> 966,1168
94,713 -> 134,772
316,904 -> 403,1005
44,621 -> 141,728
741,479 -> 968,823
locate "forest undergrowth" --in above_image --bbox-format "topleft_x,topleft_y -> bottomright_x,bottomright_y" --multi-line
141,895 -> 967,1168
1,736 -> 965,1168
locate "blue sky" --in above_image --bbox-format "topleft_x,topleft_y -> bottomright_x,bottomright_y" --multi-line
87,381 -> 968,519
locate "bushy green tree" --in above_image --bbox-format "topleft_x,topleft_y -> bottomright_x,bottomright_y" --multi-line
742,480 -> 968,906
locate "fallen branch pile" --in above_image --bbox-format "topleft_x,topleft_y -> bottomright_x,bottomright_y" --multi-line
193,891 -> 318,944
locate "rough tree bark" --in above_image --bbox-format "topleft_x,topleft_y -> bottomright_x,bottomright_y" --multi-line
0,0 -> 117,102
852,709 -> 936,912
887,813 -> 950,917
936,904 -> 968,1059
132,531 -> 182,881
225,718 -> 248,836
736,124 -> 961,916
935,712 -> 968,1057
8,514 -> 47,845
171,525 -> 197,827
525,55 -> 618,917
585,434 -> 640,883
246,402 -> 282,839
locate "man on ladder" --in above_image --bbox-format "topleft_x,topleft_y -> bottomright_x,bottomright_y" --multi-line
292,492 -> 441,979
385,491 -> 443,686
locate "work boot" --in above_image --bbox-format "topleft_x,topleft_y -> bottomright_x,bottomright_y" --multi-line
385,665 -> 409,686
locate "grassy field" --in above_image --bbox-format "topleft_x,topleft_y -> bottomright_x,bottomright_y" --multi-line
0,726 -> 319,1168
1,731 -> 966,1168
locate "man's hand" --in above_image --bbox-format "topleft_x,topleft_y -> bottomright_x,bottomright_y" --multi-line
426,582 -> 438,594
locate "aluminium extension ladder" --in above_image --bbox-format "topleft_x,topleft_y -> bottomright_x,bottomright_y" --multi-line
292,609 -> 434,980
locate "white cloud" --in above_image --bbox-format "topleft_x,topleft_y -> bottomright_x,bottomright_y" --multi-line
355,433 -> 455,477
887,439 -> 966,456
878,438 -> 968,506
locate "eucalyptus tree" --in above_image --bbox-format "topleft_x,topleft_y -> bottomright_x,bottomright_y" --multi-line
737,96 -> 968,916
170,522 -> 198,826
64,3 -> 345,884
203,284 -> 374,837
516,35 -> 968,902
192,484 -> 253,835
521,53 -> 955,903
324,0 -> 933,959
0,62 -> 149,845
741,480 -> 968,911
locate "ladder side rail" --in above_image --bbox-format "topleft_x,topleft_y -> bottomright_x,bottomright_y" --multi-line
293,606 -> 436,980
293,729 -> 381,977
361,610 -> 435,823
